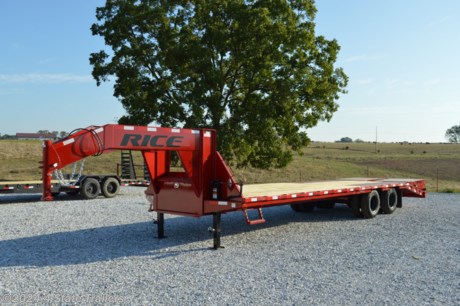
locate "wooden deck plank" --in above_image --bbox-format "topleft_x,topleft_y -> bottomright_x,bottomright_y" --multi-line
242,180 -> 367,197
241,178 -> 421,198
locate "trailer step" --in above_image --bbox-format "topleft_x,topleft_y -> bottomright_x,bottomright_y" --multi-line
243,208 -> 265,225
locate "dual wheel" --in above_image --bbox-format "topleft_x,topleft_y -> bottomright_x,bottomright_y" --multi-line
350,188 -> 399,219
80,177 -> 120,199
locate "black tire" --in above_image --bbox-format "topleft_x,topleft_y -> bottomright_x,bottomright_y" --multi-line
349,195 -> 363,217
361,190 -> 380,219
316,201 -> 335,209
290,203 -> 315,212
380,188 -> 398,214
101,177 -> 120,198
80,178 -> 100,200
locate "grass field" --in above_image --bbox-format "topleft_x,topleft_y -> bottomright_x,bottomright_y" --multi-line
0,140 -> 459,192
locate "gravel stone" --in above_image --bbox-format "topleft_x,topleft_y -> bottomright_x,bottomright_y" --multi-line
0,188 -> 459,305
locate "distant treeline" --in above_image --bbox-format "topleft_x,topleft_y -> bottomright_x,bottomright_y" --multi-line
335,137 -> 365,143
0,134 -> 16,140
0,130 -> 68,140
331,137 -> 451,145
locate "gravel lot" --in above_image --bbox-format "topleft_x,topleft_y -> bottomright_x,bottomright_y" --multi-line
0,188 -> 459,305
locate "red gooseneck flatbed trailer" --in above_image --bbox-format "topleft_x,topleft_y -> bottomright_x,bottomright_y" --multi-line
40,124 -> 425,248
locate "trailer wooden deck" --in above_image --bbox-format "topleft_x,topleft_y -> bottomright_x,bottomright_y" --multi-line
241,178 -> 425,204
243,180 -> 370,197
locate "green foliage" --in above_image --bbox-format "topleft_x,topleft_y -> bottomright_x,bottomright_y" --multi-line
90,0 -> 348,168
441,188 -> 458,193
445,124 -> 460,143
338,137 -> 353,143
0,134 -> 15,140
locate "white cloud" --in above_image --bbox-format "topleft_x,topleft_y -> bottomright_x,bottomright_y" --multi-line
0,87 -> 23,95
342,100 -> 460,116
37,58 -> 57,65
384,78 -> 401,90
341,105 -> 396,115
344,54 -> 382,63
423,78 -> 441,86
0,73 -> 92,84
354,78 -> 374,85
429,100 -> 460,113
382,77 -> 458,89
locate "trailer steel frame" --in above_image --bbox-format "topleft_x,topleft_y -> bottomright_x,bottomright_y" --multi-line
30,124 -> 425,248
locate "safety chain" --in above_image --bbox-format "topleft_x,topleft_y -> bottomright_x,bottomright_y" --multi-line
53,159 -> 85,186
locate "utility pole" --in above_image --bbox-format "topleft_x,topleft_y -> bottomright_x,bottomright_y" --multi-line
375,126 -> 378,153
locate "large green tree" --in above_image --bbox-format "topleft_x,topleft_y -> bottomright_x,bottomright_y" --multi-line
90,0 -> 348,168
445,125 -> 460,143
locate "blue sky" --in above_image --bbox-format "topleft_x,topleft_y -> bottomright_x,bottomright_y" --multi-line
0,1 -> 459,142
